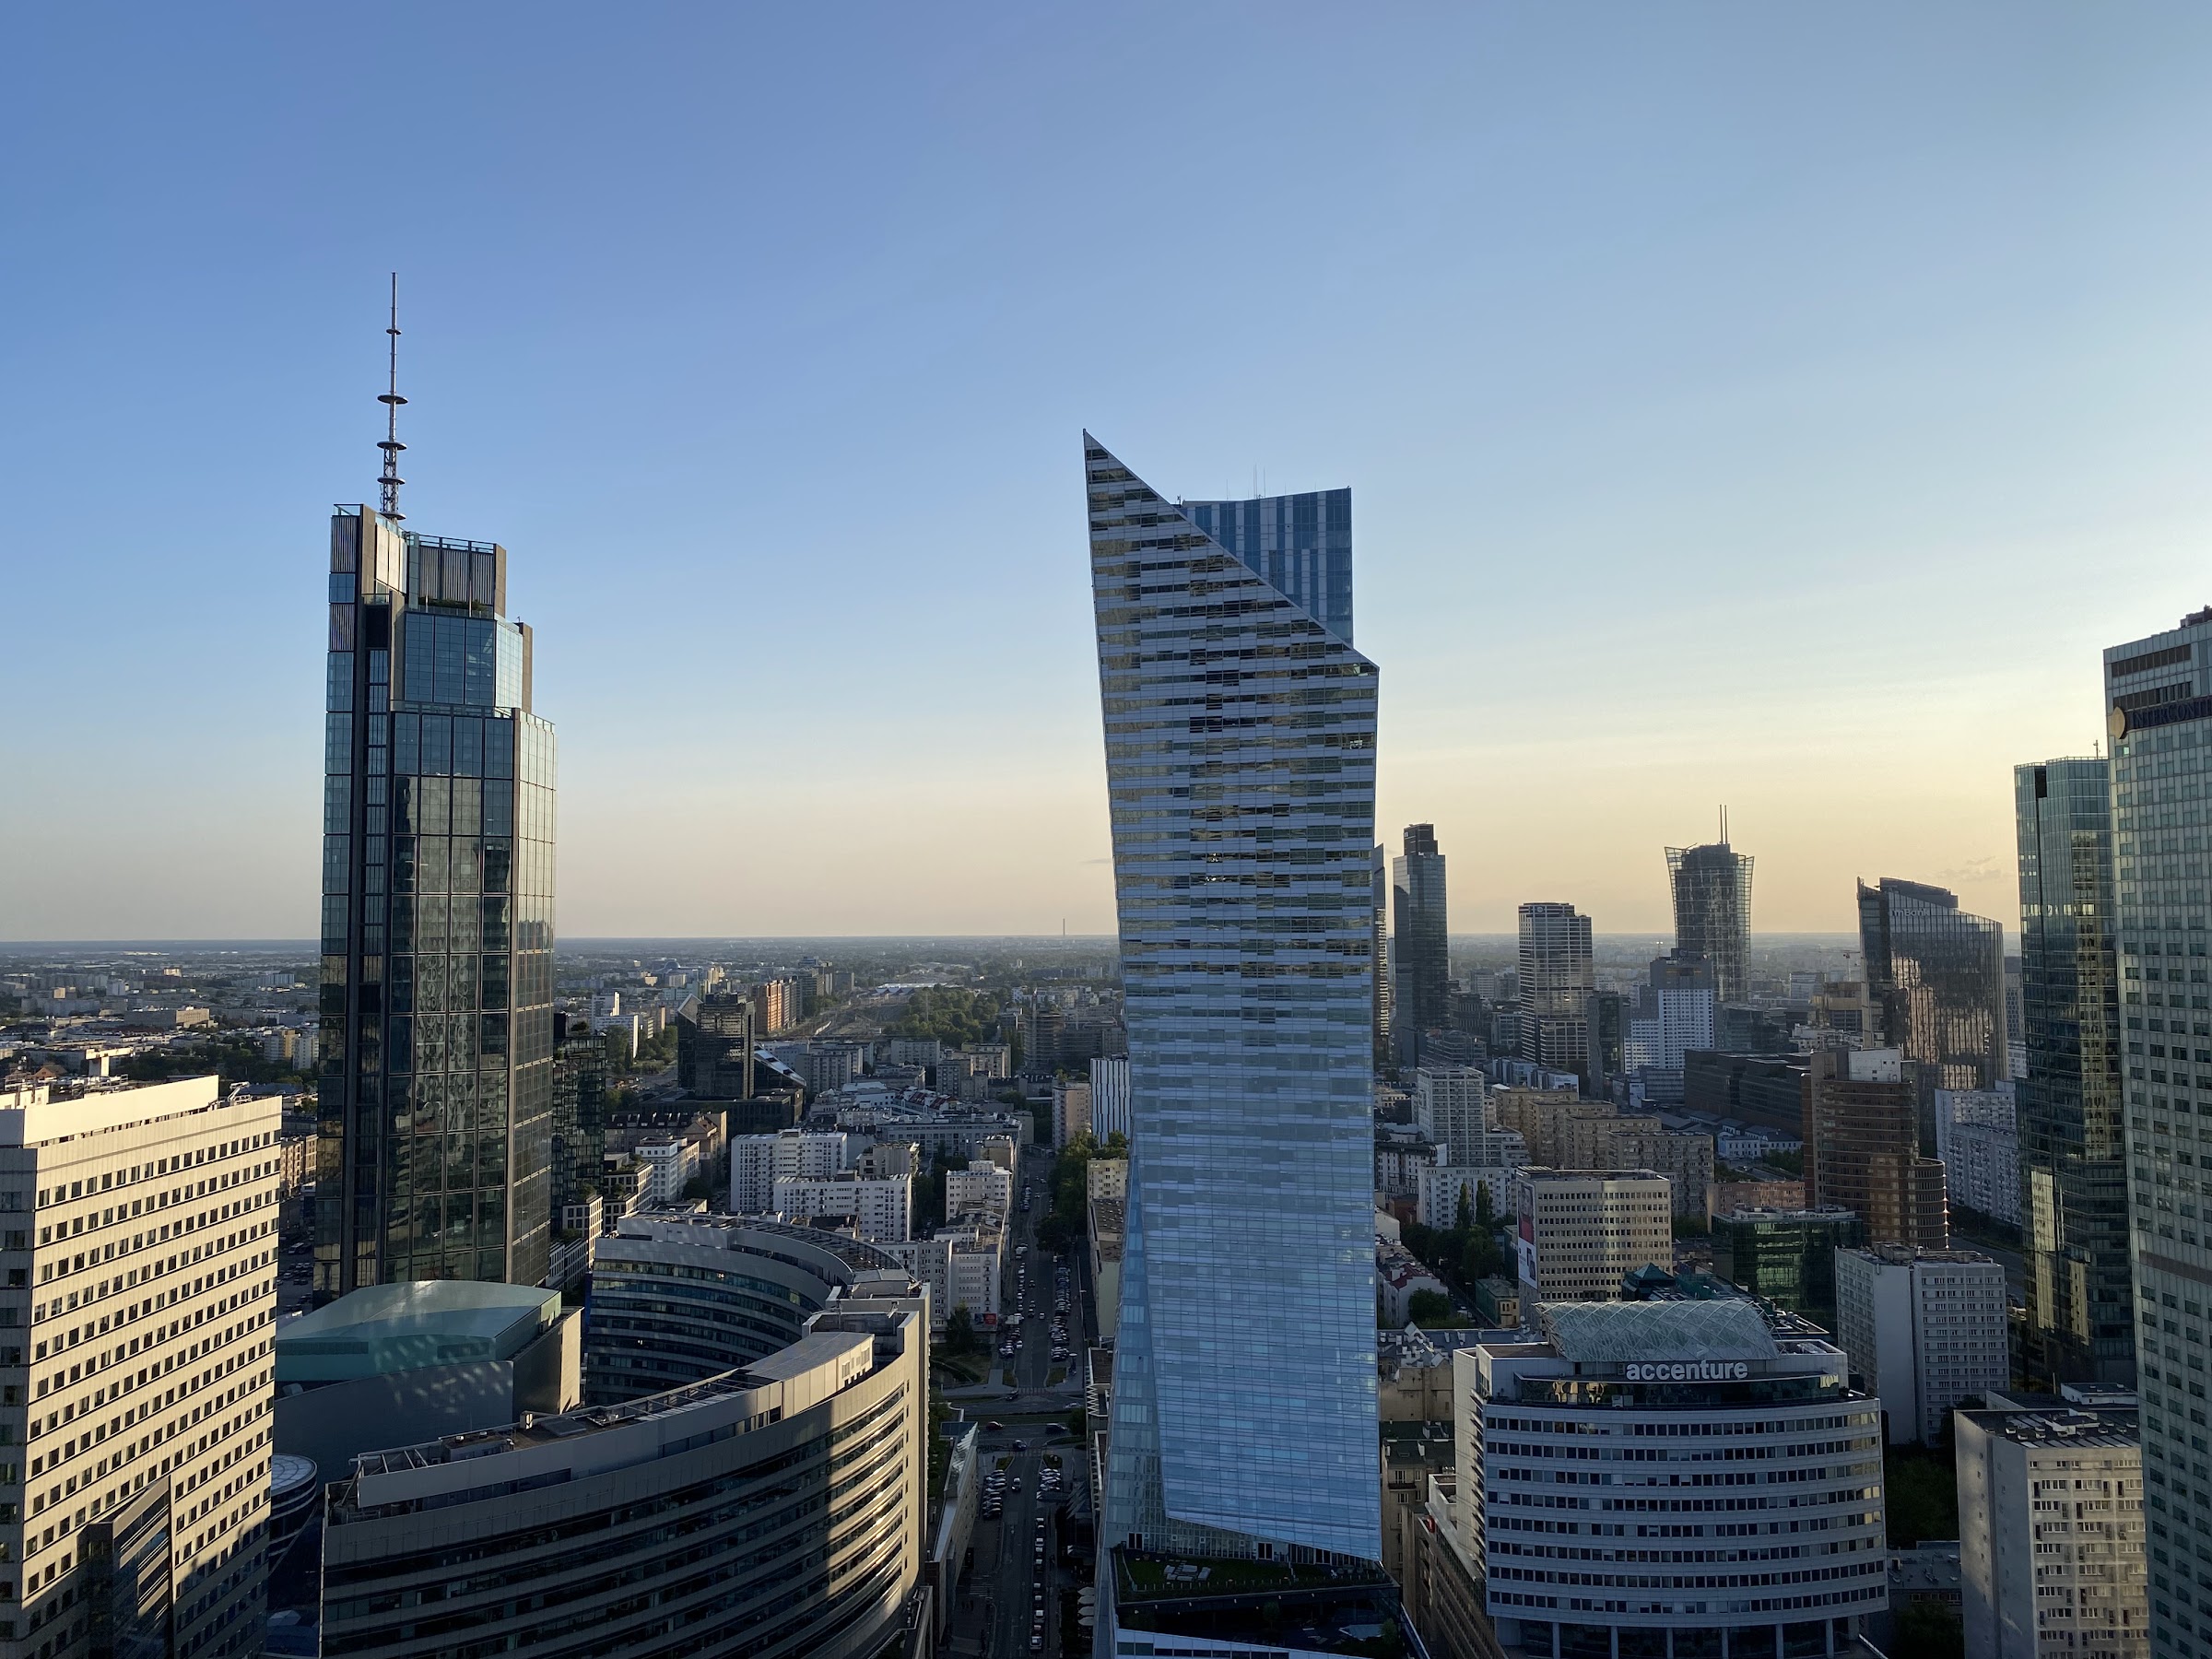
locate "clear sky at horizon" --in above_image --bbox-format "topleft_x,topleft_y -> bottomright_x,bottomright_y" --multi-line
5,6 -> 2209,943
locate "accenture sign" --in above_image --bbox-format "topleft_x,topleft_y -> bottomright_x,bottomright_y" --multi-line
1623,1360 -> 1749,1382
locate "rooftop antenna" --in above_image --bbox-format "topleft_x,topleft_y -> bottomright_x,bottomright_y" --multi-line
377,274 -> 406,521
1719,805 -> 1728,846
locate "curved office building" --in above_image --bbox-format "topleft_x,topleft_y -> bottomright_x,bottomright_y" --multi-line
583,1215 -> 913,1404
317,1291 -> 928,1659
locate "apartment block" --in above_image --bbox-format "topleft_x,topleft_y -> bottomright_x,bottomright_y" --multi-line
1489,1088 -> 1613,1167
1835,1244 -> 2009,1444
729,1129 -> 849,1213
944,1159 -> 1013,1221
1957,1398 -> 2145,1659
771,1172 -> 912,1243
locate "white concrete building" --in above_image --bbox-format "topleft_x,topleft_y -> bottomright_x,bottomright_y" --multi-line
771,1172 -> 912,1243
888,1222 -> 1004,1331
729,1129 -> 850,1213
635,1137 -> 698,1205
1957,1398 -> 2146,1659
1089,1055 -> 1130,1142
1835,1244 -> 2009,1445
2,1076 -> 282,1655
1414,1065 -> 1490,1167
1415,1162 -> 1518,1230
945,1159 -> 1013,1221
1464,1299 -> 1888,1658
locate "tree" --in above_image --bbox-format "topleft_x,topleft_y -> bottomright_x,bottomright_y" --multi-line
1405,1288 -> 1454,1325
1453,1185 -> 1473,1234
945,1305 -> 980,1356
1475,1179 -> 1494,1227
1890,1600 -> 1963,1659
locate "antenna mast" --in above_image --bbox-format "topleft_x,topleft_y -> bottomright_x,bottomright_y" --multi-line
377,274 -> 406,521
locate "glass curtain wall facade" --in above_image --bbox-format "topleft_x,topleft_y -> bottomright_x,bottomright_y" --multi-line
1086,436 -> 1382,1565
1667,840 -> 1753,1005
317,505 -> 556,1298
2104,612 -> 2212,1658
1393,824 -> 1450,1068
1856,877 -> 2009,1092
2016,757 -> 2136,1390
1371,844 -> 1393,1069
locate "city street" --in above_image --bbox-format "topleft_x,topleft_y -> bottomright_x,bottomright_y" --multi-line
942,1147 -> 1099,1659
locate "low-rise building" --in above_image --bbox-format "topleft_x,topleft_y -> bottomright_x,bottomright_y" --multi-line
945,1158 -> 1013,1221
1957,1397 -> 2146,1658
1835,1243 -> 2009,1444
1379,1239 -> 1452,1326
1706,1177 -> 1805,1224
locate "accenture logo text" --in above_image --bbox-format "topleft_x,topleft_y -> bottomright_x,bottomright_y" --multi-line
1623,1360 -> 1749,1382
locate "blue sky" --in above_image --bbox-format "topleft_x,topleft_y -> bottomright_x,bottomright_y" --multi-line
6,5 -> 2210,939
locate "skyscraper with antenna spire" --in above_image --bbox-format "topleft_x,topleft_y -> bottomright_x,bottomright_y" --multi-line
1667,814 -> 1753,1005
314,286 -> 558,1298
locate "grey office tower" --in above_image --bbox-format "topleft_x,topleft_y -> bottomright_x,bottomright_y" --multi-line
1394,824 -> 1450,1067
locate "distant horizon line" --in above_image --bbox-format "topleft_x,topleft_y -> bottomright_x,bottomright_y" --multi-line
0,931 -> 1868,949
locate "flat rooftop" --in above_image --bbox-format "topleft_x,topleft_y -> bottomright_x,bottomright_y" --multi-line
275,1280 -> 561,1384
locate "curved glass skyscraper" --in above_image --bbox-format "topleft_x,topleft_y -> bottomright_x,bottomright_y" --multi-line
1086,436 -> 1382,1583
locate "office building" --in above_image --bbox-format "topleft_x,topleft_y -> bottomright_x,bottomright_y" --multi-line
2015,755 -> 2135,1391
1,1076 -> 280,1658
1089,1054 -> 1131,1143
548,1022 -> 606,1218
675,991 -> 753,1100
1372,844 -> 1394,1068
1514,1167 -> 1673,1302
1668,836 -> 1755,1004
1414,1065 -> 1489,1167
1086,437 -> 1383,1594
803,1039 -> 865,1098
1394,825 -> 1451,1068
1858,876 -> 2009,1100
1713,1206 -> 1865,1334
1518,902 -> 1594,1076
1585,987 -> 1630,1099
2101,611 -> 2212,1656
729,1128 -> 849,1213
1806,1048 -> 1949,1248
582,1214 -> 912,1403
1956,1398 -> 2146,1659
1936,1084 -> 2021,1227
1463,1300 -> 1887,1659
1834,1244 -> 2008,1444
771,1172 -> 912,1243
316,491 -> 557,1296
319,1296 -> 928,1659
1685,1049 -> 1812,1136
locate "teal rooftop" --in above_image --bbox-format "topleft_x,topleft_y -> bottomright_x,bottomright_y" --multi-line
276,1281 -> 562,1385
